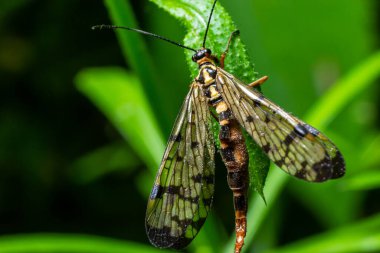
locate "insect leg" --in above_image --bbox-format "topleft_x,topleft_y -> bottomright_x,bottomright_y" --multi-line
220,30 -> 240,69
248,75 -> 269,88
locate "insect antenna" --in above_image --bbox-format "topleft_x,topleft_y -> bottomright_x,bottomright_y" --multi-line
202,0 -> 218,48
92,25 -> 197,52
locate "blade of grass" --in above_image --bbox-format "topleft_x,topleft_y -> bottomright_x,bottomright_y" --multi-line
102,0 -> 169,130
190,215 -> 227,253
68,142 -> 141,184
0,233 -> 171,253
359,133 -> 380,169
75,67 -> 164,173
344,170 -> 380,191
306,51 -> 380,127
264,213 -> 380,253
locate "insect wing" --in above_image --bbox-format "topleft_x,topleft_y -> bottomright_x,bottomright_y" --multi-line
216,68 -> 345,182
290,117 -> 345,179
145,85 -> 215,249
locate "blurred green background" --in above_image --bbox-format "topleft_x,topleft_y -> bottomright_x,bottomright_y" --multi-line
1,0 -> 380,252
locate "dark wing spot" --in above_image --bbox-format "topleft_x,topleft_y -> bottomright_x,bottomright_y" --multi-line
294,168 -> 308,180
331,151 -> 345,179
192,173 -> 202,183
262,144 -> 270,153
303,124 -> 320,137
284,131 -> 297,145
146,225 -> 193,249
294,124 -> 308,137
191,141 -> 199,149
167,185 -> 180,194
275,158 -> 285,168
170,134 -> 182,142
300,161 -> 308,168
203,175 -> 214,184
187,196 -> 200,204
203,198 -> 212,206
253,100 -> 261,107
246,116 -> 254,122
312,156 -> 333,182
150,184 -> 163,199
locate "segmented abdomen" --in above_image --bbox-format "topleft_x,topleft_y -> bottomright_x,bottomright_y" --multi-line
197,64 -> 249,253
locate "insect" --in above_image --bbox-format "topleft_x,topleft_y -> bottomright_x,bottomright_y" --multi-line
93,0 -> 345,252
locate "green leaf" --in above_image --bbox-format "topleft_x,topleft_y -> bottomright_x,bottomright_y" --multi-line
264,214 -> 380,253
359,133 -> 380,170
305,51 -> 380,127
150,0 -> 256,82
68,142 -> 140,184
75,67 -> 165,174
102,0 -> 171,131
0,233 -> 172,253
244,130 -> 270,202
289,179 -> 361,228
190,215 -> 227,253
344,170 -> 380,191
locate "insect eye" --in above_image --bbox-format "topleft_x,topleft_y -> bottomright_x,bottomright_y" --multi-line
206,49 -> 212,55
193,51 -> 206,62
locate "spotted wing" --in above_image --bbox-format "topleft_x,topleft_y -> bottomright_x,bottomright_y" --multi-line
216,68 -> 345,182
145,84 -> 215,249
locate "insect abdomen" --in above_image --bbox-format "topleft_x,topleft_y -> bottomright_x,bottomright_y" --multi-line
216,103 -> 249,253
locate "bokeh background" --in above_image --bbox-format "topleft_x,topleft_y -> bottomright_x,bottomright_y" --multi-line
1,0 -> 379,252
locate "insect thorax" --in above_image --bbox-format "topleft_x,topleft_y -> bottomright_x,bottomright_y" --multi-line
196,62 -> 223,107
